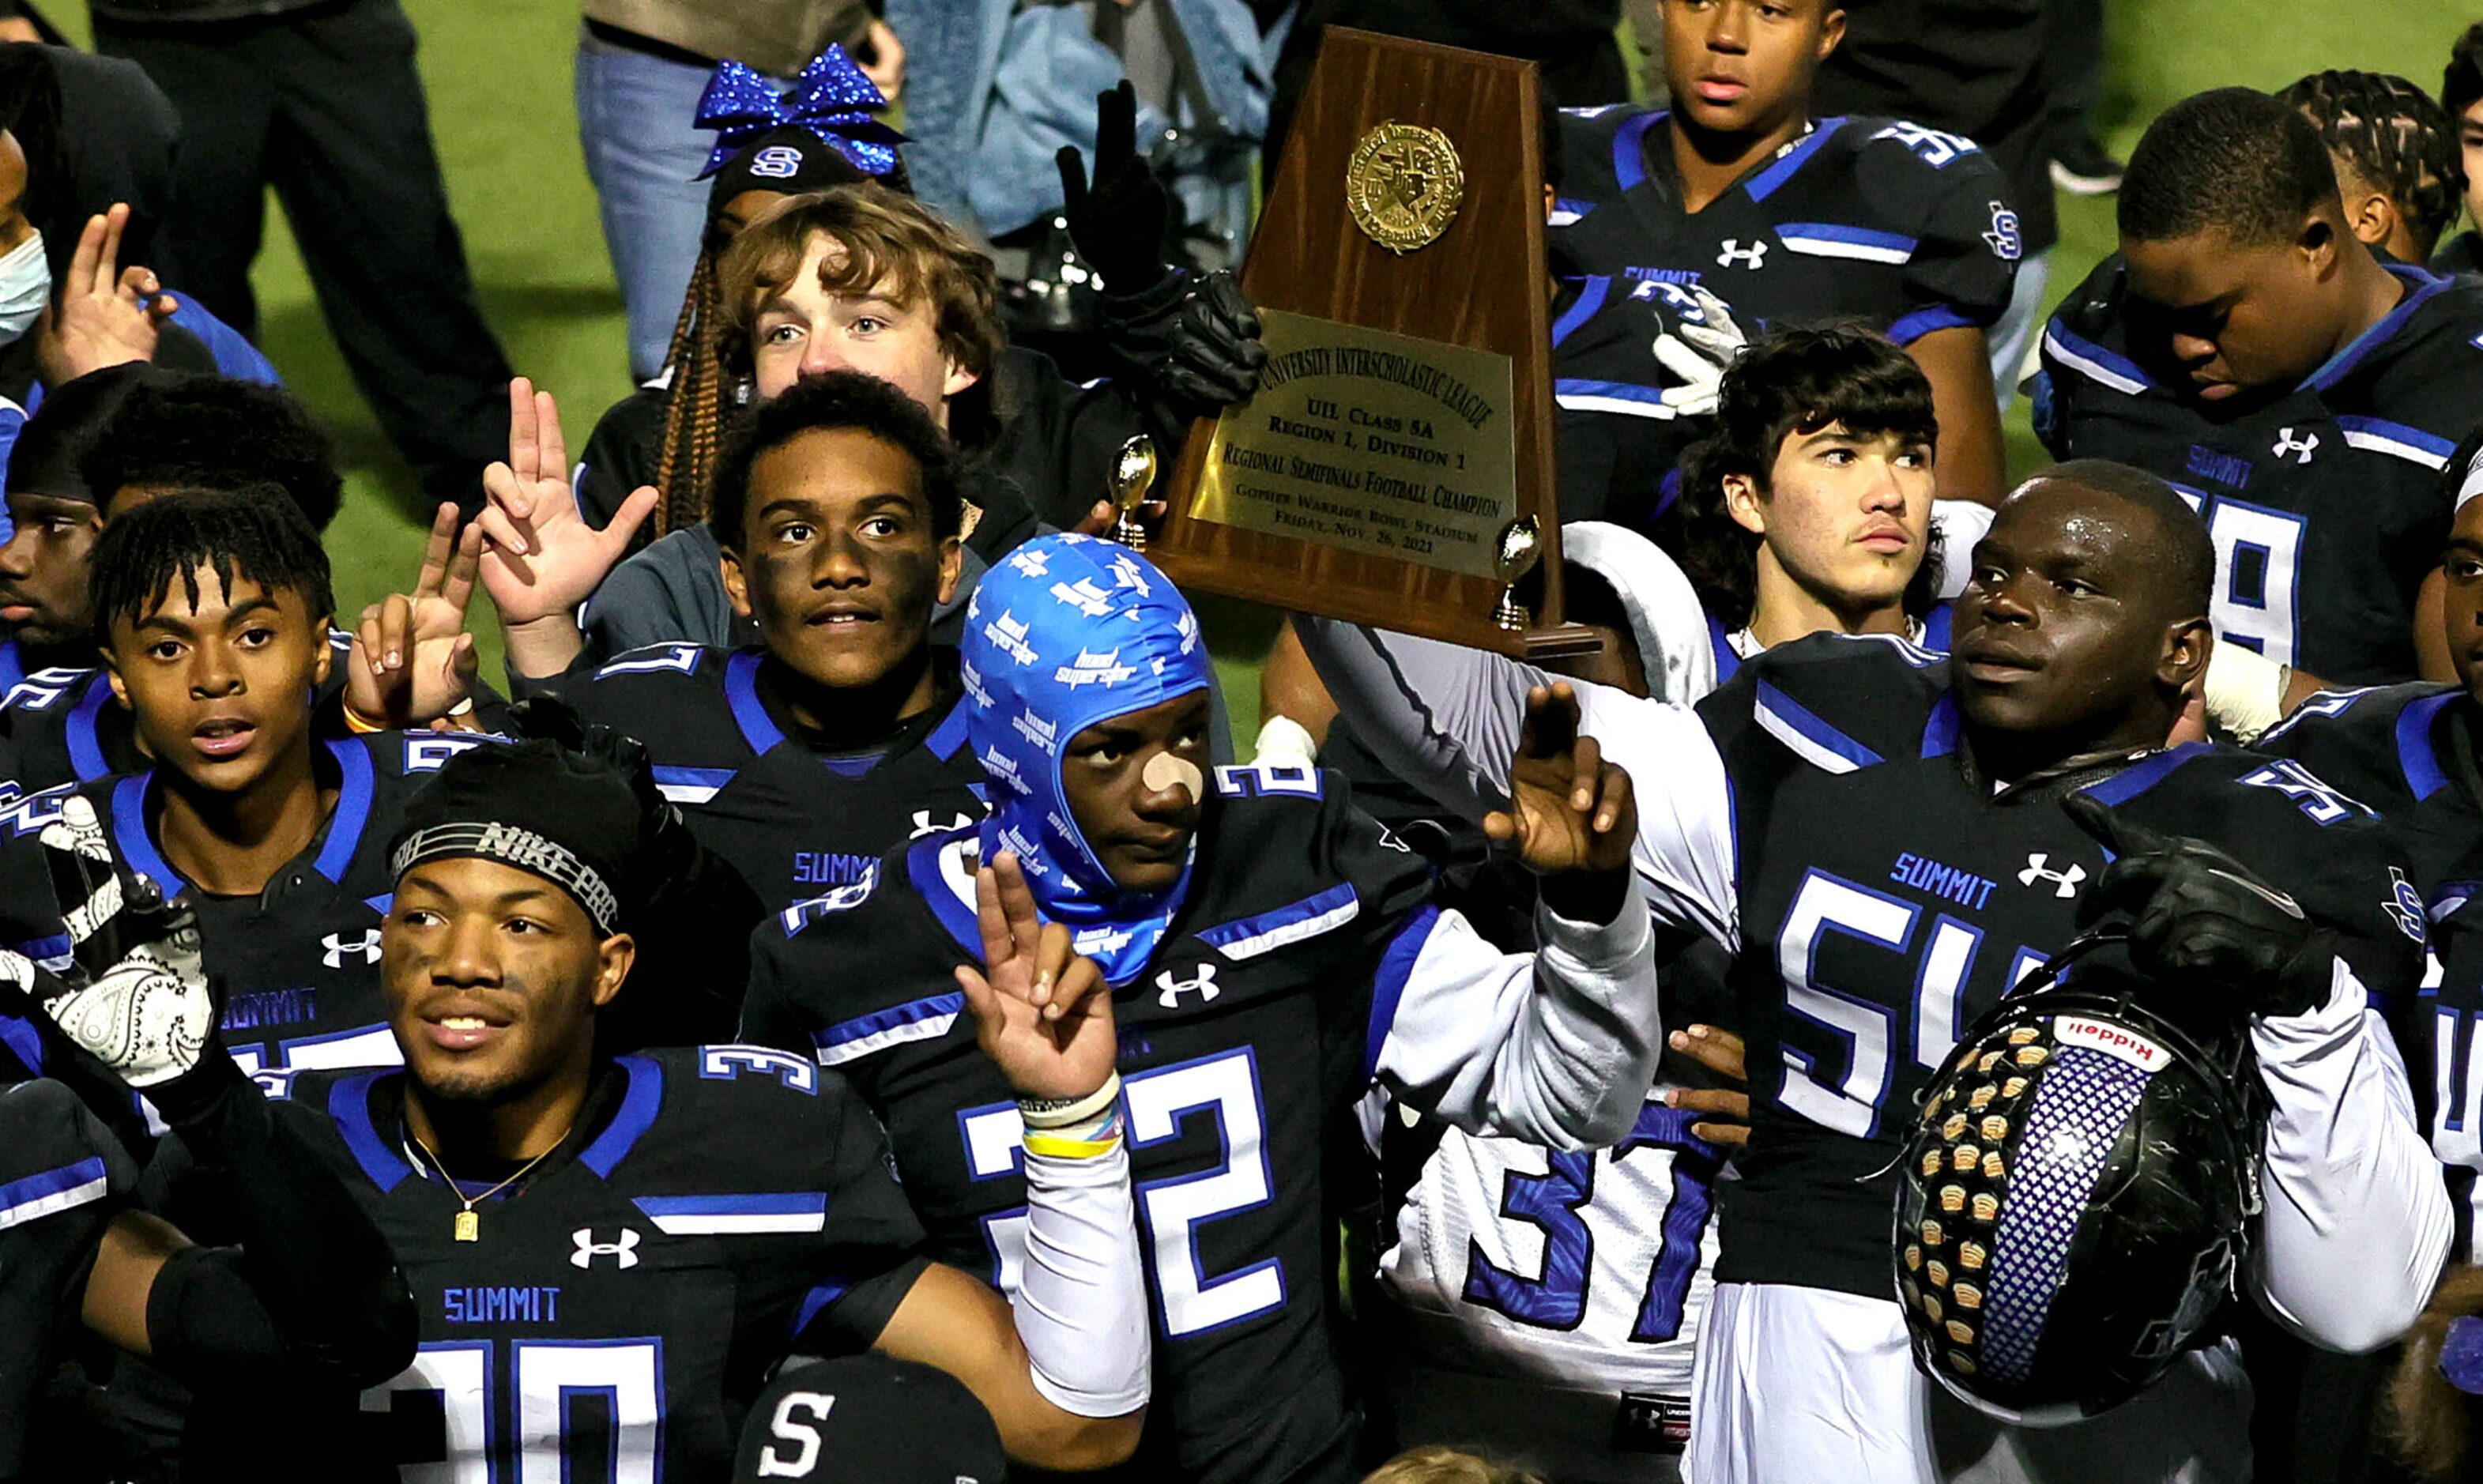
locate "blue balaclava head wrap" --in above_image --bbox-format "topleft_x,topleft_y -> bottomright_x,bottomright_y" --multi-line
961,533 -> 1211,983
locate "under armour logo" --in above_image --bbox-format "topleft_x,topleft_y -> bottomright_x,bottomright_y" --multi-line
910,809 -> 979,839
2018,853 -> 2087,898
1155,963 -> 1219,1009
1716,239 -> 1768,270
571,1228 -> 641,1269
2271,427 -> 2319,464
322,928 -> 382,969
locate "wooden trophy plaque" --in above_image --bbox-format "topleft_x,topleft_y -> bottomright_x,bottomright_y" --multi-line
1140,28 -> 1595,657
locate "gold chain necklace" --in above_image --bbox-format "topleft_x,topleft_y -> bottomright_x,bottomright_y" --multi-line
405,1132 -> 565,1242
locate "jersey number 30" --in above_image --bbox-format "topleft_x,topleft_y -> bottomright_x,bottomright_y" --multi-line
362,1338 -> 662,1482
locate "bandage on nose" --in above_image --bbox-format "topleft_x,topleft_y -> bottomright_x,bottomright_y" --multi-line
1142,751 -> 1204,801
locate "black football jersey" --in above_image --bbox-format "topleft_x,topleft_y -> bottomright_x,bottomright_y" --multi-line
742,767 -> 1440,1484
1698,637 -> 2425,1297
2256,684 -> 2483,1248
2037,259 -> 2483,683
1549,273 -> 1713,526
266,1046 -> 928,1482
2257,682 -> 2481,897
0,629 -> 360,796
0,1077 -> 134,1480
2417,849 -> 2483,1257
560,644 -> 989,913
0,730 -> 499,1079
1550,107 -> 2021,347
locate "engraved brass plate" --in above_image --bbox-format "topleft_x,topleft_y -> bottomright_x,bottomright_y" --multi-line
1189,308 -> 1517,578
1346,122 -> 1466,254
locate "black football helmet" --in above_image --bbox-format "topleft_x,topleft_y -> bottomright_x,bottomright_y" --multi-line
1893,932 -> 2266,1426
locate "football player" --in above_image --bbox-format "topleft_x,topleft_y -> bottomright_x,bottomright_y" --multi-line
0,369 -> 386,794
1,808 -> 416,1475
1302,461 -> 2447,1480
485,371 -> 989,915
2037,87 -> 2483,686
0,490 -> 501,1079
1551,0 -> 2020,506
146,729 -> 1150,1478
0,365 -> 150,787
742,533 -> 1667,1484
2257,452 -> 2483,1234
2278,70 -> 2464,268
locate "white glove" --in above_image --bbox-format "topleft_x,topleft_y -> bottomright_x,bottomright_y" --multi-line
36,797 -> 214,1087
1648,284 -> 1749,419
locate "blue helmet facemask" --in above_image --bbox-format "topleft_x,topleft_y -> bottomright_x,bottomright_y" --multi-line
959,533 -> 1211,983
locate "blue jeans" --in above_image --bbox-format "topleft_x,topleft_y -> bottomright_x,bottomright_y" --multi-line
575,30 -> 727,383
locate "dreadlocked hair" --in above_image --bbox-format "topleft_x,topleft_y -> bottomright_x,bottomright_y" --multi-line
651,247 -> 731,538
1674,326 -> 1942,631
89,486 -> 333,650
2278,70 -> 2464,258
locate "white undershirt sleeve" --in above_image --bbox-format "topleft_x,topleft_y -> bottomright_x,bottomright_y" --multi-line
1369,876 -> 1662,1151
2247,957 -> 2452,1354
1295,617 -> 1742,951
1011,1140 -> 1152,1415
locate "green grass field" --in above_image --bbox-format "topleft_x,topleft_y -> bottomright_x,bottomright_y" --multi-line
51,0 -> 2483,739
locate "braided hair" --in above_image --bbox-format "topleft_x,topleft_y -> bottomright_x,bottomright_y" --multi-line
649,124 -> 912,537
651,247 -> 732,538
2278,70 -> 2464,258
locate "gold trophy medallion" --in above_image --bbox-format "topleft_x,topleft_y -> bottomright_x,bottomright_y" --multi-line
1347,122 -> 1466,254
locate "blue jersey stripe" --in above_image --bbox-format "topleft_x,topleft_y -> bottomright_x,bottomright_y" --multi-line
1746,118 -> 1846,201
634,1192 -> 827,1217
581,1055 -> 665,1177
2075,743 -> 2212,810
1754,679 -> 1885,770
0,1155 -> 108,1225
2398,691 -> 2461,801
1365,905 -> 1443,1083
821,992 -> 969,1051
1550,276 -> 1612,348
1196,883 -> 1359,959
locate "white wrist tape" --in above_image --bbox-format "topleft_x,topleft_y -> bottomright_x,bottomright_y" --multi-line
2204,643 -> 2287,744
1013,1136 -> 1151,1417
1249,714 -> 1319,771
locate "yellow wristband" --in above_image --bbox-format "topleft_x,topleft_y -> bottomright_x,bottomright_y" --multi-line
341,702 -> 386,735
1023,1131 -> 1123,1160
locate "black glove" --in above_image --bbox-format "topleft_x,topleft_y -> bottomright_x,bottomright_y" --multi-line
1056,79 -> 1172,295
1101,268 -> 1268,417
2065,792 -> 2335,1019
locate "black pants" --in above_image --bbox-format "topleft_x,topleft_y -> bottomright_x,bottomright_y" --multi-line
94,0 -> 514,510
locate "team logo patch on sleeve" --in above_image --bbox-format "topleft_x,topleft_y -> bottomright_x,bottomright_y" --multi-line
1983,202 -> 2021,262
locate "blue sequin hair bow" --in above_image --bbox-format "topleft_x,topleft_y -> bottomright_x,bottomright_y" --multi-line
694,46 -> 907,179
2442,1316 -> 2483,1395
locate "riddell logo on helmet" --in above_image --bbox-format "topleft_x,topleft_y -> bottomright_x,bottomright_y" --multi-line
2052,1016 -> 2167,1073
